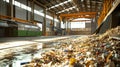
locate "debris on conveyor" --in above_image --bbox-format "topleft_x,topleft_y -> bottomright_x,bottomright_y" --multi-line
23,26 -> 120,67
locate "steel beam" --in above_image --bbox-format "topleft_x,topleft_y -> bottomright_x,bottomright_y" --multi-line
34,0 -> 46,8
30,0 -> 34,22
60,12 -> 96,17
34,0 -> 55,13
97,0 -> 117,26
10,0 -> 13,17
42,9 -> 47,36
66,15 -> 96,18
70,20 -> 91,22
53,13 -> 55,31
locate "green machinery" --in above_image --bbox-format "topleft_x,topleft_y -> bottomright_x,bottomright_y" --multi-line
0,20 -> 42,37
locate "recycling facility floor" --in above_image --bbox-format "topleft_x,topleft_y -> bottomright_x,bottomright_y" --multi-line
0,26 -> 120,67
0,35 -> 87,59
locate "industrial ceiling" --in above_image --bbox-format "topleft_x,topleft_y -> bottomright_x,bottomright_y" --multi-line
38,0 -> 103,16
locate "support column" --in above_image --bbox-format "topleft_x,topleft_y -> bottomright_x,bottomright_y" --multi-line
91,20 -> 92,34
10,0 -> 13,17
65,21 -> 67,35
70,22 -> 71,35
67,21 -> 69,35
52,13 -> 55,35
59,19 -> 61,29
53,13 -> 55,31
7,0 -> 13,18
30,0 -> 34,23
42,8 -> 46,36
59,18 -> 61,35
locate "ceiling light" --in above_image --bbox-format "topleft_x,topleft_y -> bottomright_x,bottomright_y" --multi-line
68,0 -> 72,1
81,0 -> 84,2
57,6 -> 76,14
48,0 -> 72,10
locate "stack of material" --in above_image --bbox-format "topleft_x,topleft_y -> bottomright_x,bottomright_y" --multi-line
23,26 -> 120,67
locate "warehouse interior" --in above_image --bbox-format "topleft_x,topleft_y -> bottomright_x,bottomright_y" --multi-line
0,0 -> 120,67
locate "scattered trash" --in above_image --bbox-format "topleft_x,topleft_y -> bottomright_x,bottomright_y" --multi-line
20,26 -> 120,67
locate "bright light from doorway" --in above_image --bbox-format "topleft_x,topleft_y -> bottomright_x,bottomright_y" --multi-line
71,22 -> 85,28
37,23 -> 42,31
3,0 -> 9,3
70,18 -> 91,28
73,18 -> 91,21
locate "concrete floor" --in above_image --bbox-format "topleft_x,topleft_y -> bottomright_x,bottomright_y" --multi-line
0,36 -> 70,49
0,35 -> 88,66
0,36 -> 68,43
0,35 -> 88,49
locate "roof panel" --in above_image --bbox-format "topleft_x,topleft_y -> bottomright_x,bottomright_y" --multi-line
38,0 -> 103,16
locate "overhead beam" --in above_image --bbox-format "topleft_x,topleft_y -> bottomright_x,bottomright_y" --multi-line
34,0 -> 55,13
72,0 -> 79,12
34,0 -> 46,8
66,15 -> 96,18
30,0 -> 34,22
45,0 -> 56,6
56,6 -> 76,14
60,12 -> 96,17
70,20 -> 91,22
42,9 -> 47,36
54,0 -> 62,12
0,15 -> 37,24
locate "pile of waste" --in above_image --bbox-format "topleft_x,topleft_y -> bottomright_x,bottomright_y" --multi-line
23,26 -> 120,67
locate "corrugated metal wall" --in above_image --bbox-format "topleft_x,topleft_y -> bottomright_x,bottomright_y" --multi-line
27,1 -> 31,21
0,0 -> 8,15
111,4 -> 120,28
0,27 -> 5,37
70,28 -> 91,35
85,23 -> 91,28
56,22 -> 60,28
15,0 -> 27,20
46,19 -> 51,28
46,11 -> 53,28
34,4 -> 44,22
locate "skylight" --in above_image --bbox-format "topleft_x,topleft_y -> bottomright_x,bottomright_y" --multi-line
48,0 -> 72,10
14,1 -> 21,7
3,0 -> 9,3
81,0 -> 84,2
57,6 -> 76,14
